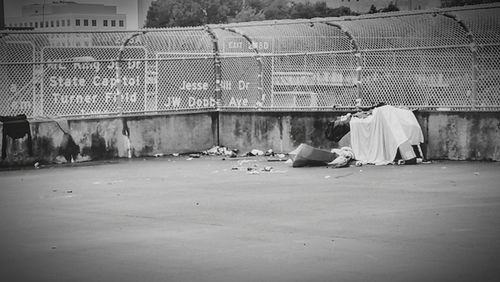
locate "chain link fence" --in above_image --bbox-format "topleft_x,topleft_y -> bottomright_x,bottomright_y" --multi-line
1,3 -> 499,118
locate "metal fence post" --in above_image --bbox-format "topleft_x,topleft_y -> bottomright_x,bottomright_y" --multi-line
204,25 -> 222,110
224,28 -> 265,108
324,22 -> 362,107
204,25 -> 221,145
116,31 -> 145,158
116,32 -> 145,116
443,13 -> 479,109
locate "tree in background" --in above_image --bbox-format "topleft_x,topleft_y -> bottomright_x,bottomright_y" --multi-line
289,1 -> 357,18
380,1 -> 399,12
145,0 -> 241,27
368,4 -> 378,14
229,5 -> 266,23
442,0 -> 500,7
145,0 -> 357,28
262,0 -> 293,20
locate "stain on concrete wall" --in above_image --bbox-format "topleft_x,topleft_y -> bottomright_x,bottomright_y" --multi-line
426,112 -> 500,161
219,112 -> 347,153
0,115 -> 32,162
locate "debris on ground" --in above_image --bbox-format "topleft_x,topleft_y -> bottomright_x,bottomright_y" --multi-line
327,147 -> 355,168
247,149 -> 264,156
264,149 -> 274,156
263,166 -> 273,172
203,146 -> 238,158
288,144 -> 336,167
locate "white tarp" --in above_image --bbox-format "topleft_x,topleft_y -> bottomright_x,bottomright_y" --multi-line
349,105 -> 424,165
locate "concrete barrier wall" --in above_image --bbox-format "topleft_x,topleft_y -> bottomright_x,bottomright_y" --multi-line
0,112 -> 218,166
0,111 -> 499,167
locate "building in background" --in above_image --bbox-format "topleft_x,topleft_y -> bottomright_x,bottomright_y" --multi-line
4,1 -> 127,47
4,1 -> 126,31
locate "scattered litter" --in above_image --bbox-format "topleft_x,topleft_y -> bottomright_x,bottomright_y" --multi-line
359,170 -> 363,172
248,170 -> 260,175
154,153 -> 164,157
250,149 -> 264,156
264,149 -> 274,156
172,153 -> 179,157
355,161 -> 363,167
189,153 -> 201,158
186,157 -> 193,161
66,190 -> 73,193
397,159 -> 405,165
325,175 -> 331,179
328,156 -> 350,168
277,154 -> 285,158
262,166 -> 273,172
203,146 -> 238,157
34,162 -> 40,169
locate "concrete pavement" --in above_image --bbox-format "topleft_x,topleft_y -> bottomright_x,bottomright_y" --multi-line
1,156 -> 499,282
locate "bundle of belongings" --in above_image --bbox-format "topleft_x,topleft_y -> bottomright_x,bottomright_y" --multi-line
290,104 -> 424,167
325,104 -> 424,165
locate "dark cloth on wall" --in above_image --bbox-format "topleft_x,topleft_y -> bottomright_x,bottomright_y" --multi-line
0,114 -> 33,159
325,116 -> 351,143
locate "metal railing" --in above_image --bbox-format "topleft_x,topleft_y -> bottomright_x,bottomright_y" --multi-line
1,3 -> 499,119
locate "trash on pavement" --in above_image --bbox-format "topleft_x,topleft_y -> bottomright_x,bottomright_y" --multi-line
203,146 -> 238,157
288,143 -> 336,167
264,149 -> 274,156
328,147 -> 355,168
248,149 -> 264,156
263,166 -> 273,172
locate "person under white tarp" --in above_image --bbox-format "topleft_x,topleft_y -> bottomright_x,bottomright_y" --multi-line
349,105 -> 424,165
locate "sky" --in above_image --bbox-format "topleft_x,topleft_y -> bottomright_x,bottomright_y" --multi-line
3,0 -> 149,29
